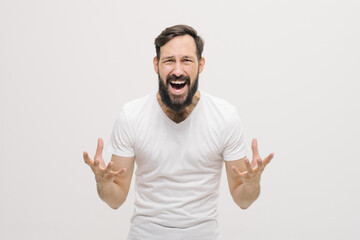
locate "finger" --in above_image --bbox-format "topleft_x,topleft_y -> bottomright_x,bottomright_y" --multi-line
105,161 -> 114,171
111,168 -> 127,176
251,138 -> 261,159
232,166 -> 247,181
256,158 -> 264,171
105,163 -> 126,177
94,138 -> 104,160
231,166 -> 241,175
93,159 -> 100,168
105,161 -> 121,175
83,151 -> 93,166
244,158 -> 253,174
105,168 -> 126,180
263,153 -> 274,167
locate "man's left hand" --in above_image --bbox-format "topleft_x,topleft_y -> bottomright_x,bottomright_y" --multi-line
231,139 -> 274,186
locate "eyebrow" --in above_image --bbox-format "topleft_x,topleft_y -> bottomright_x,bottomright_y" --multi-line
161,55 -> 195,60
182,56 -> 195,60
162,56 -> 175,60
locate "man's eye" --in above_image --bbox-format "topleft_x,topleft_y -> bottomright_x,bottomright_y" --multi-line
164,59 -> 174,63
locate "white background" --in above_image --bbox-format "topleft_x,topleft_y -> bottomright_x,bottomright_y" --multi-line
1,0 -> 359,239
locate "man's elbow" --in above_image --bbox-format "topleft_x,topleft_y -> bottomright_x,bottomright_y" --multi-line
232,195 -> 258,210
110,204 -> 121,210
108,200 -> 124,210
237,202 -> 251,210
232,198 -> 251,210
105,197 -> 127,210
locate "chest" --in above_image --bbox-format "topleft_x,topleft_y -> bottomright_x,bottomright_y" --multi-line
132,115 -> 224,175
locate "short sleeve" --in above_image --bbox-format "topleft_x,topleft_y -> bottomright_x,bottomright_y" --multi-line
107,107 -> 135,157
222,110 -> 249,161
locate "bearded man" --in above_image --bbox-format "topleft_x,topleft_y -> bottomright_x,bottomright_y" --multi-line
84,24 -> 274,240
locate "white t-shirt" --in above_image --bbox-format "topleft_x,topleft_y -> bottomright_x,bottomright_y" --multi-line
109,91 -> 248,239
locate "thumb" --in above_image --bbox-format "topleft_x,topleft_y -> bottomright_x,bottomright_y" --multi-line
94,137 -> 104,160
112,168 -> 127,176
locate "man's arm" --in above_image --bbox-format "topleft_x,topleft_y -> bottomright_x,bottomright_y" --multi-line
84,138 -> 135,209
225,139 -> 273,209
96,154 -> 135,209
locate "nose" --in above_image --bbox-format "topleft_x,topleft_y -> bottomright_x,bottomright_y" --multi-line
172,62 -> 184,77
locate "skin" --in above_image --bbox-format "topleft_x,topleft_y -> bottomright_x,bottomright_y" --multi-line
153,34 -> 205,123
84,34 -> 274,210
83,138 -> 134,209
225,139 -> 274,209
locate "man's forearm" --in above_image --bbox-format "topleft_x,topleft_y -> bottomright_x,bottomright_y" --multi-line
97,182 -> 127,209
232,182 -> 260,209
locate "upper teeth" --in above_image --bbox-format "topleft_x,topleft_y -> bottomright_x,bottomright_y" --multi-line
171,81 -> 186,84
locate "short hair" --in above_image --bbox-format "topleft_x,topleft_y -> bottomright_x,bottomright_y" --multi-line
154,24 -> 204,61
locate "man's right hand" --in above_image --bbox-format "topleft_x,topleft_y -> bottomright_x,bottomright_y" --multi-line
83,138 -> 126,186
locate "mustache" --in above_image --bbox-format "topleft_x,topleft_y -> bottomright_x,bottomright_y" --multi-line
166,75 -> 190,85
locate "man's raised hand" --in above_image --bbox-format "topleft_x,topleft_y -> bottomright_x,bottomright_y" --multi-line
83,138 -> 126,186
232,138 -> 274,185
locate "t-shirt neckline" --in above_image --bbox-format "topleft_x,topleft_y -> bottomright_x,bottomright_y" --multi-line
153,90 -> 203,128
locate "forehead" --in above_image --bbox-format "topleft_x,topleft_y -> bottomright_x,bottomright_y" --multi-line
160,35 -> 197,59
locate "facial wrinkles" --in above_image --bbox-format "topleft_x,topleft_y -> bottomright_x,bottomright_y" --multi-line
158,73 -> 199,113
157,38 -> 200,112
159,57 -> 198,87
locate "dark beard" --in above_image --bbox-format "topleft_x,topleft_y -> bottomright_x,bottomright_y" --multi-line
158,74 -> 199,113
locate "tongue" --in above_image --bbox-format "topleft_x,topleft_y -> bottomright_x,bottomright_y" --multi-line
171,83 -> 186,89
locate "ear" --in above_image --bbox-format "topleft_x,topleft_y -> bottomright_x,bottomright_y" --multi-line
153,56 -> 159,74
198,57 -> 205,73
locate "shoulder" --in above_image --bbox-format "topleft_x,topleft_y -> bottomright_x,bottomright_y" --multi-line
121,92 -> 156,119
200,91 -> 238,121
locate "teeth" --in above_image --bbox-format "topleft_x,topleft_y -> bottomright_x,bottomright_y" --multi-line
170,81 -> 186,84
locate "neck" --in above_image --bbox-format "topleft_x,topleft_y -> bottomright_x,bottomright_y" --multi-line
157,90 -> 200,123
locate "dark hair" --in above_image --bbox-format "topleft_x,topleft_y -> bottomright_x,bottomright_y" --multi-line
154,25 -> 204,61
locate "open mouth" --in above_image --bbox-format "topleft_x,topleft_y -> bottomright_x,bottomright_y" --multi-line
170,81 -> 187,90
